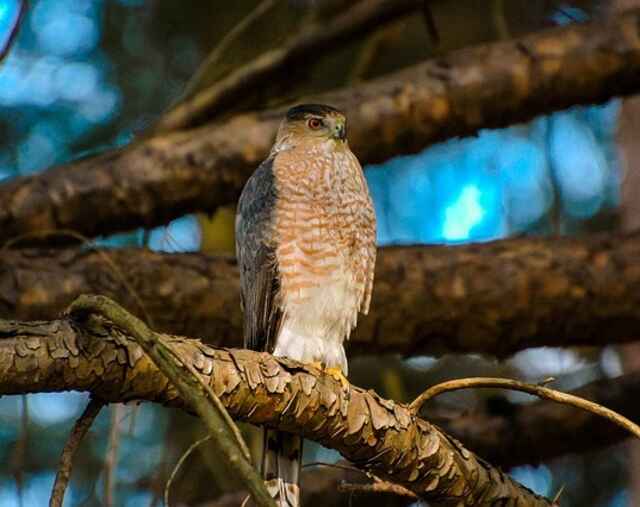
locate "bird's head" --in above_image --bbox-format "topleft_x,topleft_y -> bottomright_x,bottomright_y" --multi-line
275,104 -> 347,148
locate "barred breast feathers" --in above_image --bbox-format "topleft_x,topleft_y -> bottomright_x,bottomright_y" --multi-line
270,138 -> 376,356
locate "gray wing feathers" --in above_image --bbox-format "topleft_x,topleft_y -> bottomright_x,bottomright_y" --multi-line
235,156 -> 282,352
237,157 -> 302,507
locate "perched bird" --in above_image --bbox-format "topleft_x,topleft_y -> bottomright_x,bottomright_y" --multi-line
235,104 -> 376,506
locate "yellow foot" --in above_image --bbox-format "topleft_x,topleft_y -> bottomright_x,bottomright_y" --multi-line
309,361 -> 323,371
325,367 -> 350,391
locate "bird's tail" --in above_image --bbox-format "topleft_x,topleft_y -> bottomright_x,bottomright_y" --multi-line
261,428 -> 303,507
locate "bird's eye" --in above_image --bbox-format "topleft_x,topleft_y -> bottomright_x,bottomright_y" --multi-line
307,118 -> 322,130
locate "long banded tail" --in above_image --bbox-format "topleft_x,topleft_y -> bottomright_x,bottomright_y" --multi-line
262,428 -> 303,507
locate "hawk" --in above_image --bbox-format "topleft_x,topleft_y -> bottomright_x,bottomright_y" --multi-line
235,104 -> 376,506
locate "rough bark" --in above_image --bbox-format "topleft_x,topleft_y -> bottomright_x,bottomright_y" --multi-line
3,10 -> 640,243
0,318 -> 551,506
3,232 -> 640,358
209,368 -> 640,499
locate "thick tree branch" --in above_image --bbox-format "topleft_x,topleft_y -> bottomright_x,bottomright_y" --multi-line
3,314 -> 639,472
2,10 -> 640,243
0,317 -> 551,506
67,295 -> 273,507
186,371 -> 640,501
3,232 -> 640,358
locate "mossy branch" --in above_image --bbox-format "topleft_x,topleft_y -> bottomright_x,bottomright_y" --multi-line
66,295 -> 275,507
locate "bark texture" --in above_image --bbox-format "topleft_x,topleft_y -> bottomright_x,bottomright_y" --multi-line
2,315 -> 637,472
3,232 -> 640,357
0,318 -> 551,506
2,10 -> 640,243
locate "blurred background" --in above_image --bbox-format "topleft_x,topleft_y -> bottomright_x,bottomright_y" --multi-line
0,0 -> 637,506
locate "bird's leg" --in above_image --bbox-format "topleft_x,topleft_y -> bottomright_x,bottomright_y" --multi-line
325,366 -> 350,392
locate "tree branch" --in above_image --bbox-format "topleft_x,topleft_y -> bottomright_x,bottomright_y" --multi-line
49,397 -> 104,507
0,316 -> 552,506
337,480 -> 418,499
410,376 -> 640,440
199,464 -> 405,507
3,9 -> 640,243
3,232 -> 640,358
439,371 -> 640,468
66,295 -> 273,507
186,371 -> 640,501
155,0 -> 424,132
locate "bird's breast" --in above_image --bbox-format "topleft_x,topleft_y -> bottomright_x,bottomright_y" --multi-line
272,146 -> 370,341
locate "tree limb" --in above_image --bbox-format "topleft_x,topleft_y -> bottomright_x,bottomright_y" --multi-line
4,232 -> 640,358
155,0 -> 424,132
3,313 -> 640,472
189,371 -> 640,500
3,9 -> 640,243
66,295 -> 273,507
0,316 -> 552,506
177,0 -> 279,103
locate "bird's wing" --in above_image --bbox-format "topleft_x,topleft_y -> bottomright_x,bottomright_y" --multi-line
235,156 -> 283,352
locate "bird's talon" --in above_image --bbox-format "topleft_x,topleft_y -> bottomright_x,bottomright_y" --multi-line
309,361 -> 323,371
325,367 -> 349,391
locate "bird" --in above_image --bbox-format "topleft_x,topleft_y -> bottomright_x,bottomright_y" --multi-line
235,103 -> 376,506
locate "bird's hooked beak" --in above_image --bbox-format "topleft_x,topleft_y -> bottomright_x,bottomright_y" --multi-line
331,118 -> 347,141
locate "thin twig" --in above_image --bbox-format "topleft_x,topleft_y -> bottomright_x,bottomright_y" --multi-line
338,481 -> 418,499
421,1 -> 439,46
552,484 -> 565,506
50,398 -> 105,507
66,295 -> 275,507
104,404 -> 122,507
409,376 -> 640,440
348,23 -> 395,84
0,0 -> 27,63
492,0 -> 510,40
304,461 -> 417,499
164,435 -> 212,507
303,461 -> 368,477
180,0 -> 278,100
154,0 -> 422,132
303,462 -> 377,488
